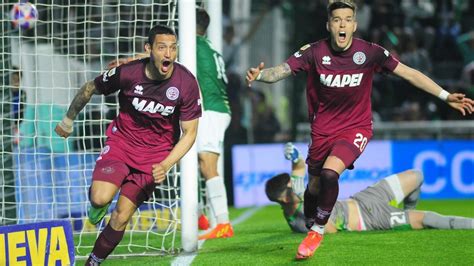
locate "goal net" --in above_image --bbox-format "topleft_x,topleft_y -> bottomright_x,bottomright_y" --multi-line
0,0 -> 192,258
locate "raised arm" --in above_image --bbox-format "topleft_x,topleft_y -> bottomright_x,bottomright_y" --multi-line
55,80 -> 98,138
246,62 -> 292,87
393,62 -> 474,115
151,118 -> 199,184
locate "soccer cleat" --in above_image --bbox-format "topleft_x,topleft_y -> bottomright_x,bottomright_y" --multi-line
88,203 -> 110,225
295,231 -> 323,260
198,223 -> 234,240
284,142 -> 300,163
198,214 -> 210,230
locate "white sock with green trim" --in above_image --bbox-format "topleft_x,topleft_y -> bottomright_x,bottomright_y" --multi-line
206,176 -> 229,224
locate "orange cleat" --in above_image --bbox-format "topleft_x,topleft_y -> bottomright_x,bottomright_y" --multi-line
198,214 -> 210,230
295,231 -> 323,260
198,223 -> 234,240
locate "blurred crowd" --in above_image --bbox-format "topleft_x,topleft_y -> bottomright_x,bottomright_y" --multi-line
223,0 -> 474,145
11,0 -> 473,148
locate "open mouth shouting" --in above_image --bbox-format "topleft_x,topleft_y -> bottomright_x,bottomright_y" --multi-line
338,31 -> 347,43
161,60 -> 172,73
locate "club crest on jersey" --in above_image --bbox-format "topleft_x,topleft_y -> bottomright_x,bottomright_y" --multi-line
134,85 -> 144,95
293,44 -> 311,58
353,52 -> 366,65
322,56 -> 331,65
166,87 -> 179,100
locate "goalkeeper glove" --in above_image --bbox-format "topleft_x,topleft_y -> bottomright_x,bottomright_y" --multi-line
290,175 -> 305,199
284,142 -> 300,163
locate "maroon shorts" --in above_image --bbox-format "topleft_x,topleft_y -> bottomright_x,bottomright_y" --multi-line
92,159 -> 156,206
306,127 -> 372,176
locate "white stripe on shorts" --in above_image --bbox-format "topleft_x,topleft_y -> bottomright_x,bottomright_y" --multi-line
385,174 -> 404,204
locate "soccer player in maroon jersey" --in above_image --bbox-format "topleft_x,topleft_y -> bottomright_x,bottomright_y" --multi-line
246,0 -> 474,261
55,25 -> 202,265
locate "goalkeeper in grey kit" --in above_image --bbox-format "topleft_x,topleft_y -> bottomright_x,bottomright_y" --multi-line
266,143 -> 474,233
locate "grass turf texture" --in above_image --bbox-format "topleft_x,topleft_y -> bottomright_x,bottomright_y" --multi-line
77,200 -> 474,265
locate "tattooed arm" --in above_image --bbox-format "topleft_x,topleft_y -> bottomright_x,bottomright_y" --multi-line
246,62 -> 292,86
55,80 -> 99,138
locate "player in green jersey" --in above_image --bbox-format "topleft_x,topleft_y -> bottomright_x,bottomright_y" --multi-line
195,8 -> 233,240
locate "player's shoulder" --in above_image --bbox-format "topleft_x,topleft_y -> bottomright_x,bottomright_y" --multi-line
353,38 -> 386,52
117,58 -> 147,73
174,62 -> 194,76
302,39 -> 327,51
292,40 -> 322,58
174,62 -> 198,81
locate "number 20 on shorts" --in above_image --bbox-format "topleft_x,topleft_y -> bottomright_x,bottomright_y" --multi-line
353,133 -> 368,152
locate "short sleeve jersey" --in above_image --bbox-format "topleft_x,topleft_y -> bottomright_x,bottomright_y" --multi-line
286,38 -> 399,136
196,36 -> 231,114
94,59 -> 201,172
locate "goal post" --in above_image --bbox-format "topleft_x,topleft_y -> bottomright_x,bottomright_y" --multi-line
178,0 -> 198,253
0,0 -> 198,257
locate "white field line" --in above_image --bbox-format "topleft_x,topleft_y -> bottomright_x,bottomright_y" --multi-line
171,207 -> 263,266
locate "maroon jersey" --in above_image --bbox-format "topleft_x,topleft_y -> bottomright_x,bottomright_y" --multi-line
94,58 -> 202,173
286,38 -> 399,136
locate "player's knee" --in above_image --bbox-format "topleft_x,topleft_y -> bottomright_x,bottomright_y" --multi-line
199,159 -> 218,179
320,169 -> 340,186
410,169 -> 424,187
408,211 -> 425,229
89,191 -> 112,208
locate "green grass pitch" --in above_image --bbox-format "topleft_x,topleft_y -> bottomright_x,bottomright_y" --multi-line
77,200 -> 474,265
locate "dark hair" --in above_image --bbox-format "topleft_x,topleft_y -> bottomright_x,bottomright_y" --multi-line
327,0 -> 357,17
147,25 -> 177,46
265,173 -> 290,202
196,8 -> 210,33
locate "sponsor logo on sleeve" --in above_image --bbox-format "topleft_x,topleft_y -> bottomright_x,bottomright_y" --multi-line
102,67 -> 117,82
293,44 -> 311,58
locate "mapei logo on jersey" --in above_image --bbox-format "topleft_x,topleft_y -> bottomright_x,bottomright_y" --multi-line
134,85 -> 144,95
322,56 -> 331,65
132,97 -> 175,116
320,73 -> 364,88
293,44 -> 311,58
353,51 -> 366,65
166,87 -> 179,100
102,67 -> 116,82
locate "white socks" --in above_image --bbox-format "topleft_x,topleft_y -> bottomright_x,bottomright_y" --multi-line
310,224 -> 325,235
206,176 -> 229,224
